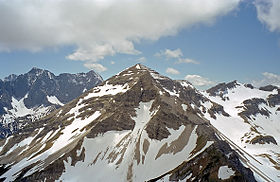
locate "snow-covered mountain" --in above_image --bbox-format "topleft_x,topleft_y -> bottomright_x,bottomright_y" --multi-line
204,81 -> 280,181
0,64 -> 259,181
0,68 -> 103,138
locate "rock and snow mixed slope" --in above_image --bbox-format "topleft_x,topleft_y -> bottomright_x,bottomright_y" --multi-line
0,64 -> 255,181
0,68 -> 103,138
204,81 -> 280,181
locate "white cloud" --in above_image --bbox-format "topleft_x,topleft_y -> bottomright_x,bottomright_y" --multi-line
252,72 -> 280,87
66,44 -> 116,62
0,0 -> 241,68
156,49 -> 199,64
176,58 -> 200,64
84,63 -> 107,73
136,57 -> 147,63
166,67 -> 180,75
255,0 -> 280,32
185,74 -> 215,86
155,48 -> 183,59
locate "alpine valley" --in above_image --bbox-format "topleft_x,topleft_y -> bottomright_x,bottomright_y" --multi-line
0,64 -> 279,182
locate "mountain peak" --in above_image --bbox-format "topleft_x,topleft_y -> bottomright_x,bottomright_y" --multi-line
27,67 -> 49,76
121,64 -> 167,80
124,63 -> 152,72
86,70 -> 103,82
29,67 -> 44,72
134,63 -> 149,70
4,74 -> 18,82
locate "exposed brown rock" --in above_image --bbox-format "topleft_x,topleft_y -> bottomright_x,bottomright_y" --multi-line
155,124 -> 194,160
250,135 -> 277,145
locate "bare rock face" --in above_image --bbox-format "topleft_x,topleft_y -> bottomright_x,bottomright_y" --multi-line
0,64 -> 256,182
250,135 -> 277,145
267,93 -> 280,107
245,83 -> 254,89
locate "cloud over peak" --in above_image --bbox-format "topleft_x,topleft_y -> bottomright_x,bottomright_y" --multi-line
84,63 -> 107,73
155,49 -> 183,59
185,74 -> 215,86
166,67 -> 180,75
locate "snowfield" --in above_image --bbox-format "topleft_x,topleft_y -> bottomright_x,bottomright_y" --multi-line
203,83 -> 280,182
59,101 -> 213,182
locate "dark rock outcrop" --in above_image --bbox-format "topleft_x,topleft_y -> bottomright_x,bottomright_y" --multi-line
267,93 -> 280,107
206,80 -> 240,101
250,135 -> 277,145
259,85 -> 278,92
245,83 -> 254,89
239,98 -> 270,119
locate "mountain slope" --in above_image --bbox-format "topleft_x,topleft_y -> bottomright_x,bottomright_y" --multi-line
0,64 -> 255,181
0,68 -> 103,138
204,81 -> 280,181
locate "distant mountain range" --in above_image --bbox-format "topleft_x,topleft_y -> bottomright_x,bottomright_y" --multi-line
0,64 -> 279,181
0,67 -> 103,138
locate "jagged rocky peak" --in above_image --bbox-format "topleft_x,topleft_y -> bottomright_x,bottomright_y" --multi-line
0,67 -> 103,138
86,70 -> 103,81
28,67 -> 45,73
3,74 -> 18,82
26,67 -> 54,79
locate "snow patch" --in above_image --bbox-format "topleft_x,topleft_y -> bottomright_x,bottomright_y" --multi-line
163,87 -> 179,97
7,136 -> 34,155
47,96 -> 64,106
84,83 -> 130,99
181,104 -> 188,111
50,111 -> 101,154
9,95 -> 34,117
218,166 -> 235,180
179,80 -> 194,89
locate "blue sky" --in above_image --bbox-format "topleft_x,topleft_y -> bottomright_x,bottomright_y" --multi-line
0,0 -> 279,89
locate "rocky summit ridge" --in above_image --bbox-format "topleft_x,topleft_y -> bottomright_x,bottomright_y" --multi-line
0,64 -> 279,181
